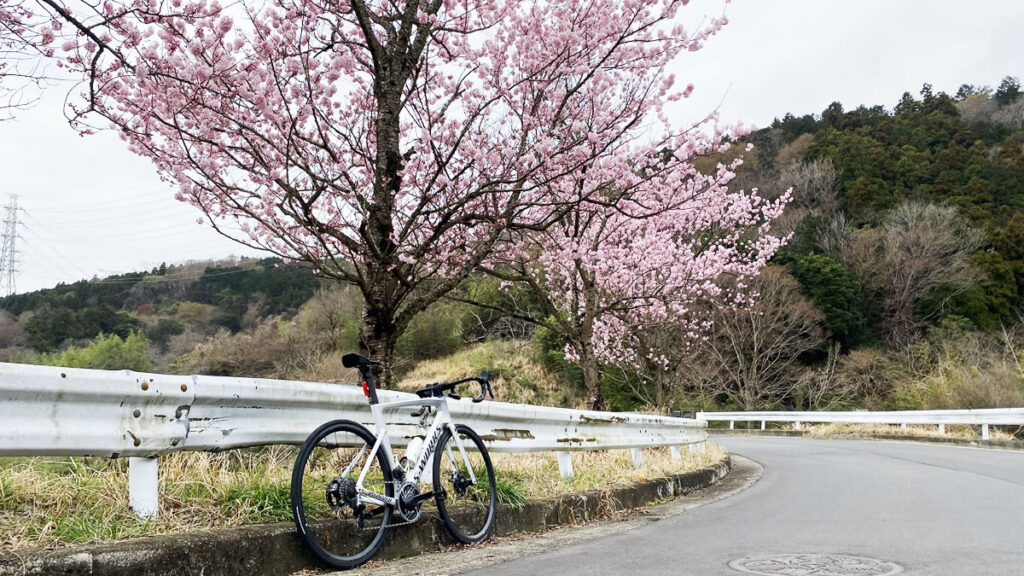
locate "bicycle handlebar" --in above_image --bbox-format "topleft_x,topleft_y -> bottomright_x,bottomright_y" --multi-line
414,371 -> 493,403
343,353 -> 493,409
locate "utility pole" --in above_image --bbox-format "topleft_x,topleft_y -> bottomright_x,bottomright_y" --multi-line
0,195 -> 20,296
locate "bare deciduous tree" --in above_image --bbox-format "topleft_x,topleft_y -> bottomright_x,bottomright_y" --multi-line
606,321 -> 712,412
842,201 -> 984,347
816,212 -> 856,258
296,285 -> 363,350
957,91 -> 1024,131
679,267 -> 827,410
795,342 -> 858,410
992,97 -> 1024,130
956,93 -> 999,126
0,310 -> 27,352
768,158 -> 842,237
779,159 -> 841,215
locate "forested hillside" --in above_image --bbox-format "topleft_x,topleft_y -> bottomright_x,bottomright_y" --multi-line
684,76 -> 1024,412
2,78 -> 1023,414
746,77 -> 1024,334
0,258 -> 318,369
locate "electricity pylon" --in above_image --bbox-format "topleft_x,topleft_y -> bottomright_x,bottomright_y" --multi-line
0,195 -> 21,296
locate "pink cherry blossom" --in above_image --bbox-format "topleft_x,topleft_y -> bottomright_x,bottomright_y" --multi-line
9,0 -> 767,387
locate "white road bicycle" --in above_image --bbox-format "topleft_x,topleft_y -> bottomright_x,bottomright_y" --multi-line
290,353 -> 497,570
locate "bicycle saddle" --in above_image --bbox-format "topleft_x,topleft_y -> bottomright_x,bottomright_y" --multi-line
342,353 -> 381,369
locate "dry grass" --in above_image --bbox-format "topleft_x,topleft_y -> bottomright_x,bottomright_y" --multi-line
798,422 -> 1017,441
0,443 -> 722,552
399,341 -> 583,408
0,448 -> 298,551
489,443 -> 725,499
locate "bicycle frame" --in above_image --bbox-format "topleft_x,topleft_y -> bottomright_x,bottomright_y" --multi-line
353,395 -> 479,509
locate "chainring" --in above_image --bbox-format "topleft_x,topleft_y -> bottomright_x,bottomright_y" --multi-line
397,482 -> 423,522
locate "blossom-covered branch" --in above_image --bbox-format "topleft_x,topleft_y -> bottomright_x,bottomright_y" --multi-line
16,0 -> 733,383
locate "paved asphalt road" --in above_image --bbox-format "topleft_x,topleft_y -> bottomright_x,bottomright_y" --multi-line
461,437 -> 1024,576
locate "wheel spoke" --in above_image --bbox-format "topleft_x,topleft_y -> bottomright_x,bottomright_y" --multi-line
291,422 -> 393,569
433,425 -> 496,544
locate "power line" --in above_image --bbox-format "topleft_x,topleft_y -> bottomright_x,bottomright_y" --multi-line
26,193 -> 182,215
19,216 -> 108,278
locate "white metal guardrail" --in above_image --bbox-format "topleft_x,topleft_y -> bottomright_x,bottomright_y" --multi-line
0,363 -> 707,517
698,409 -> 1024,439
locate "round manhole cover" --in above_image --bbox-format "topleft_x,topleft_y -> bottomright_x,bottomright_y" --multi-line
729,554 -> 903,576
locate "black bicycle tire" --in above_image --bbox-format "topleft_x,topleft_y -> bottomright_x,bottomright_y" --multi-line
290,419 -> 393,570
432,424 -> 497,543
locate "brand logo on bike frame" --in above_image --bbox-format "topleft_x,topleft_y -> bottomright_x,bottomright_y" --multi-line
415,423 -> 447,476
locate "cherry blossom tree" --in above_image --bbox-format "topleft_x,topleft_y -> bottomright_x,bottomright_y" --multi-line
13,0 -> 733,385
465,146 -> 788,409
0,0 -> 55,116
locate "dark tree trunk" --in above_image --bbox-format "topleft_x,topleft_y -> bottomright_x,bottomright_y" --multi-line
579,339 -> 605,411
356,39 -> 407,388
359,302 -> 399,388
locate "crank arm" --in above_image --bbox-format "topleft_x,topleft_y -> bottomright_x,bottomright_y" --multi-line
411,491 -> 442,505
362,505 -> 388,518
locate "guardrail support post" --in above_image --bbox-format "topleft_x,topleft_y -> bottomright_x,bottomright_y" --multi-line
129,457 -> 159,519
938,423 -> 945,435
729,420 -> 734,430
670,446 -> 682,461
901,423 -> 908,430
761,420 -> 766,431
795,421 -> 801,431
631,448 -> 644,469
689,442 -> 706,455
556,451 -> 574,479
982,424 -> 990,440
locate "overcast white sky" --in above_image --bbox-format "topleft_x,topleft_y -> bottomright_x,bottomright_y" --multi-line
1,0 -> 1022,294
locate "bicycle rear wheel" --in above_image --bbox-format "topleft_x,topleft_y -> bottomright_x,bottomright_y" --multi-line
291,420 -> 393,570
433,424 -> 497,543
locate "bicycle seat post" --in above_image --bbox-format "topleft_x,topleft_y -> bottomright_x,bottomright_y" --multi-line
342,353 -> 381,405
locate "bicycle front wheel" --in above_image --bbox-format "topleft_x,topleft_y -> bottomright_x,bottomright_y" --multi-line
291,420 -> 393,570
433,424 -> 497,543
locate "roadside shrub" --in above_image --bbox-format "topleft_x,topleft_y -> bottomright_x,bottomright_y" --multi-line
293,285 -> 362,351
532,324 -> 583,389
12,331 -> 151,371
837,347 -> 903,409
400,340 -> 582,407
143,318 -> 185,351
169,318 -> 331,379
396,302 -> 463,363
600,371 -> 644,412
883,325 -> 1024,409
170,301 -> 219,333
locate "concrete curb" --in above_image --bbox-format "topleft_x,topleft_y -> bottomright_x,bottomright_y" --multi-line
712,428 -> 1024,450
354,455 -> 763,576
0,457 -> 731,576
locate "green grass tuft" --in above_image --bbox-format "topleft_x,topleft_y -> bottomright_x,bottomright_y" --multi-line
0,476 -> 17,510
219,482 -> 292,521
492,476 -> 528,508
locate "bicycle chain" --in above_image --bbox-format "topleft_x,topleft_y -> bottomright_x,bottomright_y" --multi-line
354,480 -> 433,532
326,466 -> 471,532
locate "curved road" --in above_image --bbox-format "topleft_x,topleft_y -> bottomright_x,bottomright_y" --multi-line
462,437 -> 1024,575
